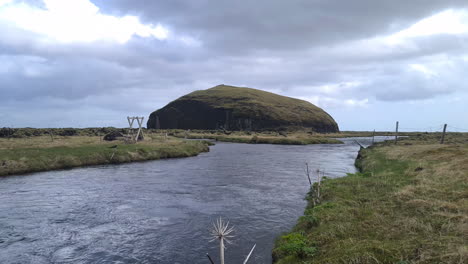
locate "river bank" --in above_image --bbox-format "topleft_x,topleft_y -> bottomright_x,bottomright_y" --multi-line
170,130 -> 429,145
178,133 -> 343,145
273,133 -> 468,263
0,136 -> 210,176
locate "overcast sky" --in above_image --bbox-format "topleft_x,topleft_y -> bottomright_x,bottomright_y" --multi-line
1,0 -> 467,131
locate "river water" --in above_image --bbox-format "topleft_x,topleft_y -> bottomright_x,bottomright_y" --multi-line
0,137 -> 382,264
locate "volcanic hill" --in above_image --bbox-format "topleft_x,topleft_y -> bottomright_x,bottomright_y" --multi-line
147,85 -> 339,132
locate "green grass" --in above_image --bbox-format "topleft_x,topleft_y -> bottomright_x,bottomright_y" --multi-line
0,136 -> 210,176
173,131 -> 343,145
273,134 -> 468,263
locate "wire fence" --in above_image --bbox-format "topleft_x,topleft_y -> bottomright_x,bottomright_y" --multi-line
447,125 -> 468,133
375,123 -> 468,133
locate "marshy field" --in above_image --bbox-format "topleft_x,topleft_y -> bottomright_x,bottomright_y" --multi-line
273,133 -> 468,263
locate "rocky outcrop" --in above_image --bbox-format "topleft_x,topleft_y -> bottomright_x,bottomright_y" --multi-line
147,85 -> 339,132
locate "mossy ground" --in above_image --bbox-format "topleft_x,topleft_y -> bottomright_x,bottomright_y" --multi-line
273,133 -> 468,264
0,134 -> 210,176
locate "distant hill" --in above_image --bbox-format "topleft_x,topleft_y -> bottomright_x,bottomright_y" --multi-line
147,85 -> 339,132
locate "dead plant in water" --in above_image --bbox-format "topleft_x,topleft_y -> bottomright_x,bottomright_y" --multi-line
210,217 -> 235,264
208,217 -> 256,264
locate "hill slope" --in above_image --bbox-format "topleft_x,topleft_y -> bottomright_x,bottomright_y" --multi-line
147,85 -> 339,132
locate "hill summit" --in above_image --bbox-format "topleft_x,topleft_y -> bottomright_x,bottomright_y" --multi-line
147,85 -> 339,132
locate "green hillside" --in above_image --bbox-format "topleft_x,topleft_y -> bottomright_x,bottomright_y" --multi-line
147,85 -> 339,132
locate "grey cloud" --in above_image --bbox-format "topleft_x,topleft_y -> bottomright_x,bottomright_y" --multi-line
93,0 -> 468,53
1,0 -> 468,128
0,55 -> 144,101
358,58 -> 468,101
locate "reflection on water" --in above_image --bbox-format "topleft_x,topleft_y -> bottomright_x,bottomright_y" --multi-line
0,137 -> 385,264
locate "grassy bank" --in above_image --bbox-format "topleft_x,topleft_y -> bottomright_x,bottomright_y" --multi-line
273,134 -> 468,263
0,136 -> 210,176
169,129 -> 431,144
172,131 -> 343,145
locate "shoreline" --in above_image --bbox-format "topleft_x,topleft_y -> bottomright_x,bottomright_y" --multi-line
184,135 -> 343,145
0,137 -> 211,177
173,132 -> 344,145
272,134 -> 468,263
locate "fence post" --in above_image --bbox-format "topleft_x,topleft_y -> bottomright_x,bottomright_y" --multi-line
394,121 -> 399,145
440,124 -> 447,144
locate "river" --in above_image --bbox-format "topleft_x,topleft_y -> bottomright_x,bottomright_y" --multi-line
0,137 -> 383,264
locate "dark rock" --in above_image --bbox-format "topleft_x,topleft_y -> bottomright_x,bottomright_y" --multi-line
103,131 -> 124,141
147,85 -> 339,132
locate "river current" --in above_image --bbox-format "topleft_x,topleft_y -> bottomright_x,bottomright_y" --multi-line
0,137 -> 384,264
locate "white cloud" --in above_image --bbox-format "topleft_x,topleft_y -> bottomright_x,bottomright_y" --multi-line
409,64 -> 437,77
386,9 -> 468,44
0,0 -> 169,43
298,95 -> 369,109
344,98 -> 369,107
0,0 -> 13,7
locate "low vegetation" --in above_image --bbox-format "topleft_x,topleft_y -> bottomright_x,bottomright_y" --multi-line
0,134 -> 210,176
273,133 -> 468,263
0,127 -> 125,138
172,130 -> 343,145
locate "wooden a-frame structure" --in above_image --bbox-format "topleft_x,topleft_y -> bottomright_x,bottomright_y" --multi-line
127,116 -> 145,142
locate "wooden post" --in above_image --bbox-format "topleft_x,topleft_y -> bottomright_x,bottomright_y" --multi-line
127,116 -> 135,140
440,124 -> 447,144
395,121 -> 399,145
354,140 -> 364,148
206,253 -> 216,264
135,117 -> 144,141
372,129 -> 375,144
305,163 -> 312,185
48,130 -> 54,142
316,169 -> 322,204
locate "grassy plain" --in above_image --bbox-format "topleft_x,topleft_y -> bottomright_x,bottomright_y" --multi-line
273,133 -> 468,263
0,135 -> 210,176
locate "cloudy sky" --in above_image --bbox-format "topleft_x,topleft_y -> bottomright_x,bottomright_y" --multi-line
1,0 -> 467,131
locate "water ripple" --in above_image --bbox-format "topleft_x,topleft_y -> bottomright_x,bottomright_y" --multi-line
0,137 -> 385,263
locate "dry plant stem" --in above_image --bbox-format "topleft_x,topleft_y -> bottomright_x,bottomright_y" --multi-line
206,253 -> 216,264
243,244 -> 257,264
219,238 -> 224,264
210,218 -> 234,264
